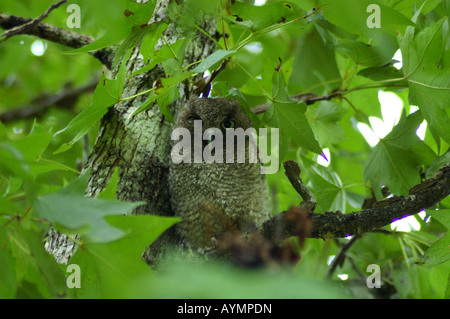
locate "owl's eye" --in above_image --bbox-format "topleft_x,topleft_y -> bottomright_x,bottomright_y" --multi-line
221,119 -> 235,129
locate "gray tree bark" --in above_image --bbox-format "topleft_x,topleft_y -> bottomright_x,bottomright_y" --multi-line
45,0 -> 217,265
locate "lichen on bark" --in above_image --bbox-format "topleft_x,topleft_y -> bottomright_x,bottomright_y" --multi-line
45,0 -> 218,264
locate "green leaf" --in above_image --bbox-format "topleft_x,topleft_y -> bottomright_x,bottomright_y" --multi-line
228,1 -> 304,32
193,50 -> 237,73
20,229 -> 67,297
15,281 -> 45,299
320,0 -> 416,38
446,273 -> 450,299
124,0 -> 157,25
54,50 -> 131,154
63,15 -> 129,54
8,122 -> 63,178
130,37 -> 189,78
13,121 -> 52,161
69,214 -> 179,298
226,89 -> 262,130
0,198 -> 18,216
141,23 -> 169,63
358,64 -> 406,82
145,261 -> 351,298
294,0 -> 316,11
399,18 -> 450,143
133,71 -> 191,121
0,122 -> 59,179
98,168 -> 120,200
264,70 -> 322,157
290,25 -> 342,95
336,36 -> 397,67
0,121 -> 6,141
113,24 -> 157,68
63,0 -> 155,55
307,161 -> 348,213
156,84 -> 178,123
425,151 -> 450,179
131,91 -> 158,116
0,124 -> 74,178
0,143 -> 29,180
0,229 -> 16,298
161,38 -> 191,76
35,195 -> 142,243
58,169 -> 90,196
34,173 -> 143,243
364,111 -> 436,198
63,29 -> 130,55
422,209 -> 450,266
309,101 -> 346,146
172,0 -> 218,32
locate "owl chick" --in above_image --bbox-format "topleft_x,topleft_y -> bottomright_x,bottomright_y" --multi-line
168,97 -> 271,251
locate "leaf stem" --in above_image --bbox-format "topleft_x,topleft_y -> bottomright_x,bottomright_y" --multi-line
37,156 -> 81,174
121,87 -> 156,101
161,34 -> 178,59
234,60 -> 270,98
234,7 -> 320,51
344,78 -> 406,94
193,23 -> 223,49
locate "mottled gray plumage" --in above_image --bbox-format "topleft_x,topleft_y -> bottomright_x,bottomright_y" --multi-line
169,98 -> 271,250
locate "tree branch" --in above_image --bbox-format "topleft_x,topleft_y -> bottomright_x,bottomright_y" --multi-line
0,77 -> 98,123
194,59 -> 229,97
0,8 -> 113,69
262,163 -> 450,241
251,91 -> 342,114
326,234 -> 362,278
283,160 -> 316,211
0,0 -> 67,43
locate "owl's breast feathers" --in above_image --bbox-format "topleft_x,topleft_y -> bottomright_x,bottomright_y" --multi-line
169,162 -> 270,249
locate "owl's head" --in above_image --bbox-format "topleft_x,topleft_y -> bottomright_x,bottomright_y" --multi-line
174,98 -> 252,131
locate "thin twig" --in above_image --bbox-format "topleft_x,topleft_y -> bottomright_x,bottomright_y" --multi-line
250,77 -> 408,114
0,0 -> 67,43
194,59 -> 229,97
283,160 -> 316,211
326,234 -> 362,278
251,91 -> 342,114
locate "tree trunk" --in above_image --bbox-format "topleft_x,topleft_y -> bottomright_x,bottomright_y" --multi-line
45,0 -> 217,265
